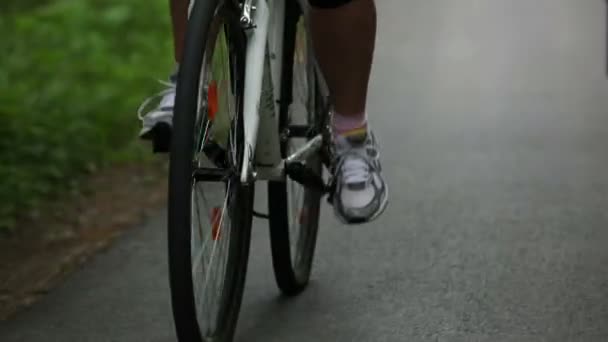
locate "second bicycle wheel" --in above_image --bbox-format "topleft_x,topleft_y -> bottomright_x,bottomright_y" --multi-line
168,1 -> 251,341
268,0 -> 325,296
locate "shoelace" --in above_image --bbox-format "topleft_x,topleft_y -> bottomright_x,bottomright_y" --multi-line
137,80 -> 176,120
339,150 -> 371,184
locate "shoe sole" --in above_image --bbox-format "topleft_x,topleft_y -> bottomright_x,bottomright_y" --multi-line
334,186 -> 389,226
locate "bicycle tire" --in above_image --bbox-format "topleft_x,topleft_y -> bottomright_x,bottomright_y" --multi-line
268,0 -> 324,296
168,1 -> 251,341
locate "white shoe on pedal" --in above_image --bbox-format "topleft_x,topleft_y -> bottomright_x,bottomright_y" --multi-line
332,128 -> 388,224
138,75 -> 176,140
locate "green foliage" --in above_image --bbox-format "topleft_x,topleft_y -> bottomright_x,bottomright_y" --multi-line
0,0 -> 173,231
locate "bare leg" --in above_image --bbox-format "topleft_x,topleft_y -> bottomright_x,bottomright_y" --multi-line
170,0 -> 189,63
310,0 -> 376,116
310,0 -> 387,224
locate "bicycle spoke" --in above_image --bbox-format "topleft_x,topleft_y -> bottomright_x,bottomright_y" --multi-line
209,207 -> 232,334
190,174 -> 233,335
191,186 -> 215,274
207,188 -> 232,334
192,186 -> 205,260
193,179 -> 231,335
201,120 -> 212,150
201,183 -> 230,318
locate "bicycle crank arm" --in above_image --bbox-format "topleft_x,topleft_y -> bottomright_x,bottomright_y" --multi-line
255,134 -> 322,179
286,134 -> 323,163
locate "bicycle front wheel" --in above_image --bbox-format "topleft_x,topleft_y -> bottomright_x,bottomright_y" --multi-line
168,1 -> 251,341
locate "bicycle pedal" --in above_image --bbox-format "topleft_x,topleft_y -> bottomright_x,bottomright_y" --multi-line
151,123 -> 172,153
285,162 -> 329,193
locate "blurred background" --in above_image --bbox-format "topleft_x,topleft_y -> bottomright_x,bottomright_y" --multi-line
0,0 -> 172,319
0,0 -> 172,231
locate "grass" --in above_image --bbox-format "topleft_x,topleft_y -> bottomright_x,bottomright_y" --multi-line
0,0 -> 173,231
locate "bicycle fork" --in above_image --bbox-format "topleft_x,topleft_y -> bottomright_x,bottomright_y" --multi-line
237,0 -> 334,199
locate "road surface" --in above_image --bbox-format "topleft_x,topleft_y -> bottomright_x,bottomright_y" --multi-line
2,0 -> 608,341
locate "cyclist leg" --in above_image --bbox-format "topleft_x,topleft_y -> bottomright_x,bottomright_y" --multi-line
139,0 -> 188,140
309,0 -> 388,224
170,0 -> 188,64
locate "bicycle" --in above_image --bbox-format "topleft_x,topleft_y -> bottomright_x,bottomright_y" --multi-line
167,0 -> 333,340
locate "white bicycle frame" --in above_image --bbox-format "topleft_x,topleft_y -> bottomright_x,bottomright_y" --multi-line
237,0 -> 327,183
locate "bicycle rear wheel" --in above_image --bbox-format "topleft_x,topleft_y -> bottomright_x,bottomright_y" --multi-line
268,0 -> 325,296
168,1 -> 251,341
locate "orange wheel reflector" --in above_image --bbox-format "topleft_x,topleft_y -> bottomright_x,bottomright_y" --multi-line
207,80 -> 218,121
211,207 -> 222,241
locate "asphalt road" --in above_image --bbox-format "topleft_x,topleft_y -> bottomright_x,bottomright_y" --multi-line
2,0 -> 608,341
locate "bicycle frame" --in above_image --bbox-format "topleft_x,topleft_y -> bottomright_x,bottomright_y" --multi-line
238,0 -> 326,183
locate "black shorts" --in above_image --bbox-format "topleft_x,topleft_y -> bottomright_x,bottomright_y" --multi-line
308,0 -> 355,9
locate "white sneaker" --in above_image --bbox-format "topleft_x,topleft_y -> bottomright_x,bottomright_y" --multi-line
333,129 -> 388,224
138,78 -> 175,140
